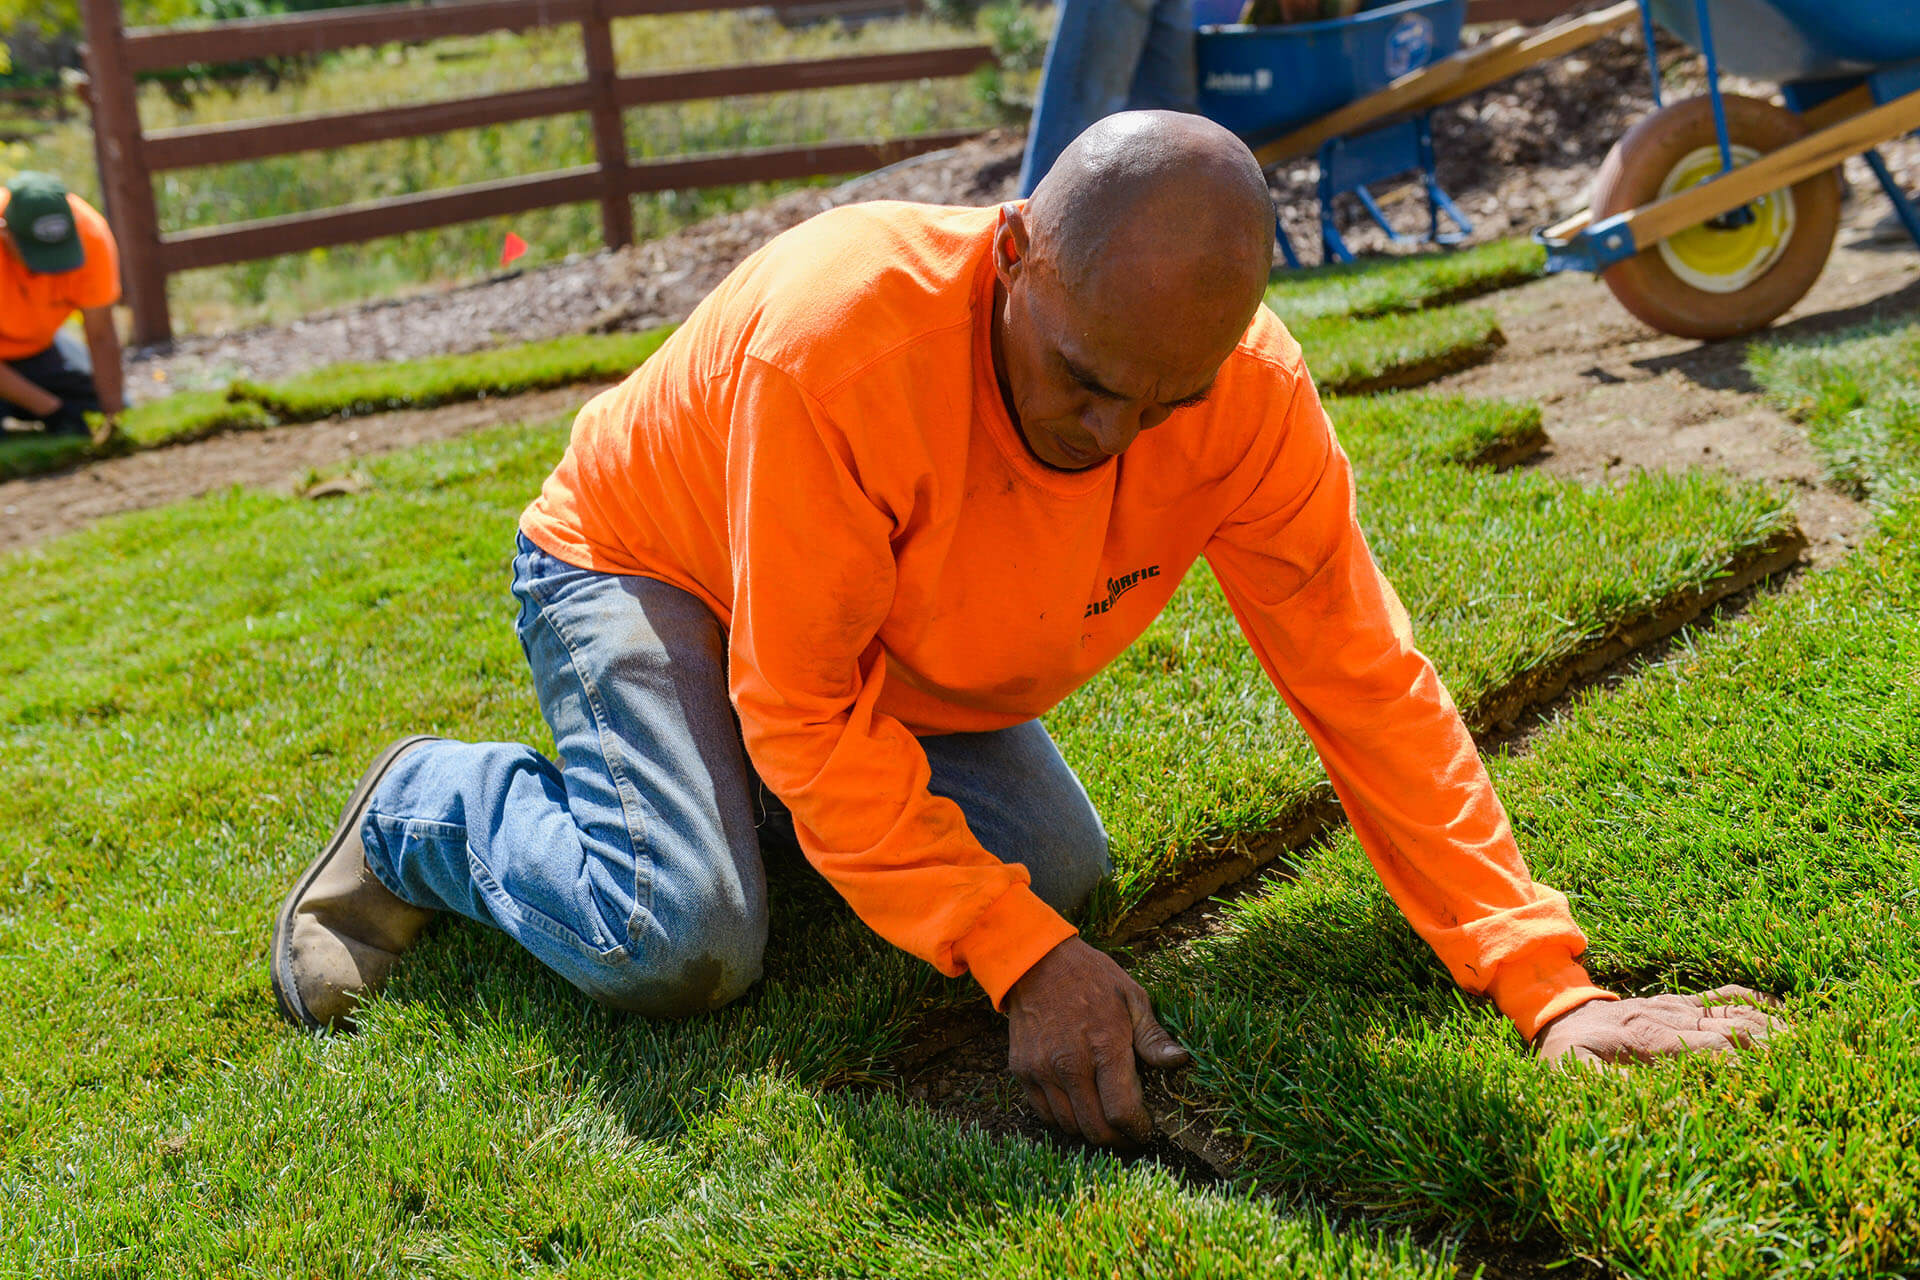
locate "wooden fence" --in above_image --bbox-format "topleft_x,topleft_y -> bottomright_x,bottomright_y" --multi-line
75,0 -> 1580,345
76,0 -> 995,343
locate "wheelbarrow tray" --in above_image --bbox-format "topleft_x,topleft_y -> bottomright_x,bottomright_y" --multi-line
1644,0 -> 1920,82
1195,0 -> 1466,145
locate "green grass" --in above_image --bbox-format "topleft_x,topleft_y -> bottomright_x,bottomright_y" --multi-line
1054,390 -> 1794,927
0,327 -> 674,480
0,414 -> 1459,1278
231,328 -> 674,421
1751,318 -> 1920,506
1266,238 -> 1545,326
1297,305 -> 1507,396
1151,495 -> 1920,1277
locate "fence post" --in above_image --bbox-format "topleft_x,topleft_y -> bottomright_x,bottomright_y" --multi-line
581,0 -> 635,250
78,0 -> 172,345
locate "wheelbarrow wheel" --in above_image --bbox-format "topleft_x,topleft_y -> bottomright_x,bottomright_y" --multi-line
1590,94 -> 1841,341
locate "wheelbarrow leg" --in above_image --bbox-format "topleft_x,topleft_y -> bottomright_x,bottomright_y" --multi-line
1419,115 -> 1473,246
1862,147 -> 1920,252
1274,208 -> 1303,271
1354,185 -> 1413,245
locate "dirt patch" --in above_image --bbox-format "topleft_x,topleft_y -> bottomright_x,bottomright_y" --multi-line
0,383 -> 605,553
1464,422 -> 1550,470
1431,216 -> 1911,571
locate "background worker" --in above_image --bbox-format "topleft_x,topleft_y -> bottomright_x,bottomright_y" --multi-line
275,112 -> 1781,1146
1018,0 -> 1199,196
0,171 -> 125,441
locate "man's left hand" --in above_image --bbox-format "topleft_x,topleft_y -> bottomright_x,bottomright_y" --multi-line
1537,984 -> 1785,1069
90,412 -> 121,447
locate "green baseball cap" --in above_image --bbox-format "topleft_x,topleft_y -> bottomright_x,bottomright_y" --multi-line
3,171 -> 85,275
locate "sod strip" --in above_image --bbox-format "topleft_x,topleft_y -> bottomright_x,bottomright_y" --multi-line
1051,393 -> 1799,937
1,286 -> 1499,486
1298,305 -> 1506,396
1151,503 -> 1920,1277
0,328 -> 677,482
1751,316 -> 1920,506
1265,238 -> 1545,325
230,328 -> 676,424
0,419 -> 1459,1279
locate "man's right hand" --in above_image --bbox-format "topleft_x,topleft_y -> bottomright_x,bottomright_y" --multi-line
1003,936 -> 1190,1146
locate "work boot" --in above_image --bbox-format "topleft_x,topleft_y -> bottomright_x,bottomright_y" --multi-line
271,735 -> 440,1031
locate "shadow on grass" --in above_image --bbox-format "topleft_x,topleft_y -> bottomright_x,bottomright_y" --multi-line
1629,272 -> 1920,396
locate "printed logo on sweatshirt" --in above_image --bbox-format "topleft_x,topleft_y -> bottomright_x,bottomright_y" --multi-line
1084,565 -> 1161,619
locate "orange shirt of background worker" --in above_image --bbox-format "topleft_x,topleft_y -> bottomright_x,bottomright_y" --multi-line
0,180 -> 125,424
521,196 -> 1617,1044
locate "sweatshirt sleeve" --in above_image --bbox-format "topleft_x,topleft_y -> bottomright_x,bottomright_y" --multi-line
721,355 -> 1076,1007
1203,362 -> 1615,1042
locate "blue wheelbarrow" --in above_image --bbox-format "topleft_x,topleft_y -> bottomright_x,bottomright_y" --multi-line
1194,0 -> 1476,266
1538,0 -> 1920,338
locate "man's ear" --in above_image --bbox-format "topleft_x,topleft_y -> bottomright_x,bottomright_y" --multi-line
992,202 -> 1030,290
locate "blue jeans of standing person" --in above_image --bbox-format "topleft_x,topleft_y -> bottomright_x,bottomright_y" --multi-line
1018,0 -> 1200,196
1,329 -> 100,433
360,533 -> 1112,1017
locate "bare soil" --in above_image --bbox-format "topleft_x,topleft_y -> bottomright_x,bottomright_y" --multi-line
1429,199 -> 1916,570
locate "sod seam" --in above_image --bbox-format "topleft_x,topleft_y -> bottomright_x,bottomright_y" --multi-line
1108,522 -> 1805,940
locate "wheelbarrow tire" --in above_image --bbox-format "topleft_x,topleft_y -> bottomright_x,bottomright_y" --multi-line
1590,94 -> 1841,341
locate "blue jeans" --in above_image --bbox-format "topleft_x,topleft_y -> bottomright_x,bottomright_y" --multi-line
1,330 -> 99,430
362,533 -> 1111,1017
1018,0 -> 1199,196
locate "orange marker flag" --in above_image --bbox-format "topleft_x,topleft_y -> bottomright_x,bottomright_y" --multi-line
501,232 -> 529,268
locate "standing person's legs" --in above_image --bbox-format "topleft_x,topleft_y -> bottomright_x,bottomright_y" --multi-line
1017,0 -> 1158,196
1128,0 -> 1198,114
0,330 -> 100,430
277,534 -> 769,1027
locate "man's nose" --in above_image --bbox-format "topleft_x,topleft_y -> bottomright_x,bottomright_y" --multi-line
1083,402 -> 1164,456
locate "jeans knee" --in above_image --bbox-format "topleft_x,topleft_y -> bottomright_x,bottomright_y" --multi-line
583,914 -> 765,1019
1023,827 -> 1112,919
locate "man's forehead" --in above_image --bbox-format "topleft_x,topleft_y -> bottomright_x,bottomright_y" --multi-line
1054,328 -> 1226,402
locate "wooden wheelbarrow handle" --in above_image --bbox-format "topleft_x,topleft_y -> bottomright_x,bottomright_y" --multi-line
1251,0 -> 1642,169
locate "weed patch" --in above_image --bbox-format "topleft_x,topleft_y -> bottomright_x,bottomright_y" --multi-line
1751,317 -> 1920,507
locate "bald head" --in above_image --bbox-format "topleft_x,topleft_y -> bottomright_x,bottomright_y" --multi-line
1025,110 -> 1274,303
986,112 -> 1277,471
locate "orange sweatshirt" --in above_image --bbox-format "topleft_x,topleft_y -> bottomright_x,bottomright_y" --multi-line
521,200 -> 1615,1039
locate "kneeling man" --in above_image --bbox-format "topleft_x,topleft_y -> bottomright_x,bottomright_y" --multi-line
0,172 -> 124,439
273,112 -> 1777,1145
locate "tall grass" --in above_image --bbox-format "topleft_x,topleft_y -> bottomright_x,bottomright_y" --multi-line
20,11 -> 1028,332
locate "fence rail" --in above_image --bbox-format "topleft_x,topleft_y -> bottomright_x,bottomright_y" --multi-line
79,0 -> 1582,344
78,0 -> 994,343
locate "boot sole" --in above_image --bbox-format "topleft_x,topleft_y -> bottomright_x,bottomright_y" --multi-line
271,734 -> 440,1030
